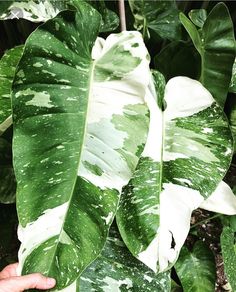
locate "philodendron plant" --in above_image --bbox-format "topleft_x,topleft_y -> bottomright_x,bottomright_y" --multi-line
0,0 -> 236,291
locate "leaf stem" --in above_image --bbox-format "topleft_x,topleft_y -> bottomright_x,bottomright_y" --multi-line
191,213 -> 222,229
118,0 -> 126,31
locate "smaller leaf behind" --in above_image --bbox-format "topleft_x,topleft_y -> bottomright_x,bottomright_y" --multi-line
0,45 -> 24,135
175,241 -> 216,292
129,0 -> 181,40
221,227 -> 236,292
188,9 -> 207,28
78,225 -> 171,292
180,3 -> 236,107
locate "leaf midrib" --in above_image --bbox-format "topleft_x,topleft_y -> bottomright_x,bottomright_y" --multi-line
43,58 -> 97,279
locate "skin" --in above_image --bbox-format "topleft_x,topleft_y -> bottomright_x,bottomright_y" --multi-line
0,263 -> 56,292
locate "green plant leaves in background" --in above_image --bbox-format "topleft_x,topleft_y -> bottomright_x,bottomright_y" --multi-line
78,225 -> 171,291
154,41 -> 200,81
221,227 -> 236,292
12,2 -> 151,290
85,0 -> 119,32
188,9 -> 207,28
117,75 -> 233,273
0,203 -> 19,270
175,241 -> 216,292
128,0 -> 181,40
0,45 -> 24,135
180,3 -> 236,107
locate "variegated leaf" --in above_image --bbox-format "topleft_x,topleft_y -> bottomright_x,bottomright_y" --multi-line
0,46 -> 24,135
117,75 -> 233,273
12,4 -> 150,291
78,225 -> 171,291
0,0 -> 66,22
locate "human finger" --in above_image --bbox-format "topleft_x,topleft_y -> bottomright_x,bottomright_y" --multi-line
0,273 -> 56,292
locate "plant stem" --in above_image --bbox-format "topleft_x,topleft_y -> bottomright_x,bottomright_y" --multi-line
191,213 -> 222,229
118,0 -> 126,31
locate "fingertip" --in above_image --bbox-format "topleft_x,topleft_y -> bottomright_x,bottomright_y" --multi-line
46,277 -> 56,288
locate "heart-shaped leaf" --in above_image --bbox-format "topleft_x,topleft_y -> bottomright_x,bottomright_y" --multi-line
12,3 -> 150,290
117,74 -> 233,272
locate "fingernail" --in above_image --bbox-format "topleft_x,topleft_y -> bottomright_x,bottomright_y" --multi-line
47,277 -> 56,286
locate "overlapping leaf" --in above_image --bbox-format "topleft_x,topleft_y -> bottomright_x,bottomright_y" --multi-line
117,74 -> 233,273
12,3 -> 150,290
78,225 -> 171,291
0,0 -> 66,22
180,3 -> 235,107
128,0 -> 181,40
0,46 -> 24,135
175,241 -> 216,292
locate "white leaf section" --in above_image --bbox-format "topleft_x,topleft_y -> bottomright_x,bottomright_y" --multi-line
17,202 -> 69,274
142,76 -> 162,162
164,77 -> 214,121
0,0 -> 61,22
78,32 -> 150,192
200,181 -> 236,215
138,183 -> 204,272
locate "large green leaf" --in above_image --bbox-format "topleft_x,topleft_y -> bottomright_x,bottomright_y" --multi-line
179,3 -> 236,107
0,46 -> 24,135
12,3 -> 151,291
221,227 -> 236,292
116,75 -> 233,273
78,225 -> 171,291
175,241 -> 216,292
128,0 -> 181,40
0,0 -> 66,22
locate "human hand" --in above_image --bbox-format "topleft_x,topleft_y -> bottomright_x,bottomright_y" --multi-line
0,263 -> 56,292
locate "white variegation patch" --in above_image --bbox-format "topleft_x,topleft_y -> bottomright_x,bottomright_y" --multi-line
17,202 -> 69,274
164,77 -> 214,121
0,0 -> 62,22
78,31 -> 150,191
200,181 -> 236,215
